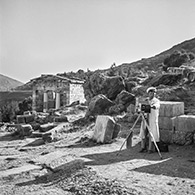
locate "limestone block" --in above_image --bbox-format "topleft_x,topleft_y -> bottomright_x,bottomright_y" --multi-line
159,101 -> 184,117
158,116 -> 172,130
31,131 -> 43,138
172,131 -> 194,145
23,111 -> 31,115
159,129 -> 173,143
172,115 -> 195,132
20,124 -> 33,136
25,138 -> 45,146
112,123 -> 121,139
17,115 -> 26,124
54,116 -> 68,123
93,115 -> 117,143
40,123 -> 57,132
24,114 -> 35,123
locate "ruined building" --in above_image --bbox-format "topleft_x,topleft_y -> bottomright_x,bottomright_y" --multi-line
31,74 -> 85,112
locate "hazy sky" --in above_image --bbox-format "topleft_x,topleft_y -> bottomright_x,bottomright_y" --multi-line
0,0 -> 195,83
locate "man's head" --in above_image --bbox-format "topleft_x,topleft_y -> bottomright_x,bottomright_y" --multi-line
146,87 -> 157,99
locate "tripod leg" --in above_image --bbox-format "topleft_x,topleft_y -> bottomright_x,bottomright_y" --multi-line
141,114 -> 162,159
116,113 -> 141,155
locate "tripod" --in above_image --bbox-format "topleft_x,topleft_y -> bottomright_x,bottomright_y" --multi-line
117,111 -> 162,159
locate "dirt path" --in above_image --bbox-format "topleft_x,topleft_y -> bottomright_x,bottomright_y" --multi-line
0,124 -> 195,195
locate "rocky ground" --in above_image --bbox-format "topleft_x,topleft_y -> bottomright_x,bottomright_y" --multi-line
0,109 -> 195,195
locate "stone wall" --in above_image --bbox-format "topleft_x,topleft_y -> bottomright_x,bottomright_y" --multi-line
159,101 -> 184,143
172,115 -> 195,145
69,83 -> 86,104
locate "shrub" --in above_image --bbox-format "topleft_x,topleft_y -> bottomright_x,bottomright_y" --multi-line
0,101 -> 19,122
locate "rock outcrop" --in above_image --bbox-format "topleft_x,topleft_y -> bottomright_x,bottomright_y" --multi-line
85,94 -> 114,118
83,72 -> 125,103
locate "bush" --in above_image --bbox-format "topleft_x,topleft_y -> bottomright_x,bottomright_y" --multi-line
163,50 -> 191,71
0,96 -> 32,123
18,96 -> 32,115
0,101 -> 19,122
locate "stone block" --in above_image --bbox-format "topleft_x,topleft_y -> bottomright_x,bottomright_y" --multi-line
159,129 -> 173,143
16,115 -> 26,124
93,115 -> 117,143
25,138 -> 45,146
40,123 -> 57,132
112,123 -> 121,139
159,101 -> 184,117
172,115 -> 195,132
20,124 -> 33,136
54,116 -> 68,123
31,131 -> 43,138
172,131 -> 194,145
24,114 -> 35,123
23,111 -> 31,115
158,116 -> 172,130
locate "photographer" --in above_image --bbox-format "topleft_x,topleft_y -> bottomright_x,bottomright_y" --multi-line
139,87 -> 160,153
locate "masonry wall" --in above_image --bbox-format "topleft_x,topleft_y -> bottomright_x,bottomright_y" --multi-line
69,83 -> 86,104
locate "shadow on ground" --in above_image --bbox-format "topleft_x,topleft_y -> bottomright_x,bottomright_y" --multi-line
0,132 -> 24,141
82,143 -> 195,179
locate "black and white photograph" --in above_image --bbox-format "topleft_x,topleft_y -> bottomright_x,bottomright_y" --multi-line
0,0 -> 195,194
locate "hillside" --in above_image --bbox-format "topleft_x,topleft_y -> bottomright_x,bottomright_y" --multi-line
0,74 -> 23,91
116,37 -> 195,73
15,37 -> 195,90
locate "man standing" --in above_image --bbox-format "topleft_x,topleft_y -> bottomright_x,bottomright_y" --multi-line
139,87 -> 160,153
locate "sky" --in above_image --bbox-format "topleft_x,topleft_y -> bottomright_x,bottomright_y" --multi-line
0,0 -> 195,83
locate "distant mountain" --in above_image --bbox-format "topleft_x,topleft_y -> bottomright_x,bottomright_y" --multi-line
0,74 -> 24,91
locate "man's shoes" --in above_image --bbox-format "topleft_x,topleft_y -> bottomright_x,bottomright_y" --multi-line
139,148 -> 147,153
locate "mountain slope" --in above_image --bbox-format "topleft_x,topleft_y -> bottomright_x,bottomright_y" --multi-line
0,74 -> 24,91
117,37 -> 195,73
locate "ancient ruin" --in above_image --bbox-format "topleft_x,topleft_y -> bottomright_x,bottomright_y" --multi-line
31,74 -> 86,112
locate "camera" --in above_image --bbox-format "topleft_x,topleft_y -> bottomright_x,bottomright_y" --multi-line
140,104 -> 151,113
135,97 -> 151,113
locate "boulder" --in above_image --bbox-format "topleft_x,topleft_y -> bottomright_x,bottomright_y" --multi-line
125,80 -> 137,93
144,73 -> 183,87
102,75 -> 125,100
108,104 -> 125,115
93,115 -> 121,143
85,94 -> 114,118
83,72 -> 125,102
115,90 -> 135,107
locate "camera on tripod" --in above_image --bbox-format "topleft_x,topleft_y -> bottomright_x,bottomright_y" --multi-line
135,97 -> 151,113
